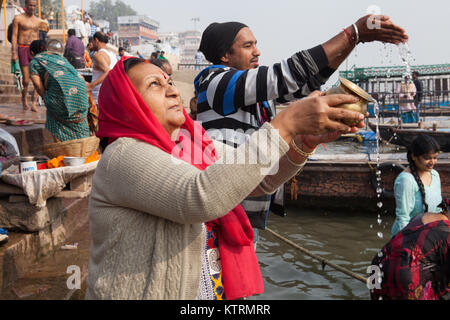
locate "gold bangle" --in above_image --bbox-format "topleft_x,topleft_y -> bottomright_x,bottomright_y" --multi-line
290,139 -> 315,157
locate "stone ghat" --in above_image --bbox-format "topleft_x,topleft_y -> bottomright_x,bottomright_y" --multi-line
0,120 -> 93,299
0,122 -> 56,156
0,196 -> 90,297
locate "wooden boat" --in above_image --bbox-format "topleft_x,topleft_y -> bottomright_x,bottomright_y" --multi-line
372,107 -> 450,118
285,153 -> 450,212
367,121 -> 450,152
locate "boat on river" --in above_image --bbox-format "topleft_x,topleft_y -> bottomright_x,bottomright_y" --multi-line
367,121 -> 450,152
285,153 -> 450,212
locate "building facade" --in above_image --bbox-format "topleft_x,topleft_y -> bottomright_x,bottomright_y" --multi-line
117,15 -> 159,46
340,63 -> 450,112
340,63 -> 450,94
178,30 -> 201,64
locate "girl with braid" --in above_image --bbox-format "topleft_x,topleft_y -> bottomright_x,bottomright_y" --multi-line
391,135 -> 442,237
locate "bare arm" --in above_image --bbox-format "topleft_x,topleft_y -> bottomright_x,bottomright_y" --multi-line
99,126 -> 290,225
87,51 -> 110,91
11,16 -> 20,62
322,15 -> 408,69
30,74 -> 45,97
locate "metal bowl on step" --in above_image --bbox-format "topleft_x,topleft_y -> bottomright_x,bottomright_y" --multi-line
63,157 -> 86,166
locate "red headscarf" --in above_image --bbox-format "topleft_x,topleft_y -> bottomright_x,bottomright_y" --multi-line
96,57 -> 263,300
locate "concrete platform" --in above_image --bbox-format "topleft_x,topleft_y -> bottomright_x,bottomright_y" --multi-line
0,103 -> 47,121
0,196 -> 89,296
0,103 -> 56,156
0,218 -> 90,300
0,104 -> 92,299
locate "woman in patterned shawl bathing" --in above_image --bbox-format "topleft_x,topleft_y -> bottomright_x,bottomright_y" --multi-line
371,198 -> 450,300
29,39 -> 90,142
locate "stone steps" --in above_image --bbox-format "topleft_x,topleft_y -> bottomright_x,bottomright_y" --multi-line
0,84 -> 34,95
0,215 -> 90,300
0,63 -> 10,74
0,46 -> 12,58
0,73 -> 15,85
0,47 -> 40,106
0,122 -> 54,155
0,94 -> 35,105
0,195 -> 90,300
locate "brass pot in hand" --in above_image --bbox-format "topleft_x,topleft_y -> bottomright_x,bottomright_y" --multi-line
326,77 -> 375,126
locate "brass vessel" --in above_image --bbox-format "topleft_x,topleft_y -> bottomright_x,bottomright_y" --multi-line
326,77 -> 375,125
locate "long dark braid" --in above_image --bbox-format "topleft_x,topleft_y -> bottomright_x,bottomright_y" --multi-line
438,198 -> 449,217
406,135 -> 440,213
407,151 -> 429,212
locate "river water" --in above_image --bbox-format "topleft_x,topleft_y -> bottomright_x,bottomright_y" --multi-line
250,139 -> 401,300
252,209 -> 395,300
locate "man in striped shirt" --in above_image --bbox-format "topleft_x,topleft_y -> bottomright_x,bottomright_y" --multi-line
194,17 -> 407,243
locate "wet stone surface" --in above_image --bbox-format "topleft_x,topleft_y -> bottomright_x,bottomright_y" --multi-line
0,220 -> 90,300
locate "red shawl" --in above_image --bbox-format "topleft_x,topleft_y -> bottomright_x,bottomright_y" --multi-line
96,57 -> 264,300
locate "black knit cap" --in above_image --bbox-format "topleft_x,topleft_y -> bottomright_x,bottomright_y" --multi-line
199,22 -> 248,65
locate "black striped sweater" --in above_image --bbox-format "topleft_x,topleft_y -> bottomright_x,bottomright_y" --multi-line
193,45 -> 334,229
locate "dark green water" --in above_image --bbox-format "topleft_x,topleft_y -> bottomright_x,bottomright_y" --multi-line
252,208 -> 395,300
249,139 -> 400,300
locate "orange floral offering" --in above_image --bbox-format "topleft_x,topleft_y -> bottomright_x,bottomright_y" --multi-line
47,155 -> 64,168
85,151 -> 99,164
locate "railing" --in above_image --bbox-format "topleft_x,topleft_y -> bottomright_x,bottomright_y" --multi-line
177,63 -> 211,71
369,90 -> 450,120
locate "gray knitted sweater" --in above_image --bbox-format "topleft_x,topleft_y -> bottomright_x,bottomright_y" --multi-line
85,122 -> 304,299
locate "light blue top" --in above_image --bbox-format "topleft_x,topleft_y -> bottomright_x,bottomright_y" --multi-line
391,169 -> 442,237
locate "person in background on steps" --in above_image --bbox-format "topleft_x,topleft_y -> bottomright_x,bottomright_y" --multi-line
397,74 -> 417,123
64,29 -> 86,69
87,32 -> 118,105
412,71 -> 423,122
189,91 -> 198,120
371,198 -> 450,300
38,13 -> 49,41
29,40 -> 90,142
85,57 -> 366,300
117,47 -> 126,61
391,135 -> 442,237
10,0 -> 40,112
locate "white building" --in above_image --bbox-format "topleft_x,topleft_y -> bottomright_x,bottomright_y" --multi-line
178,30 -> 201,64
158,32 -> 179,50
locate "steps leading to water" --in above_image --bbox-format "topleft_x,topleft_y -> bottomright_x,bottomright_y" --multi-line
0,194 -> 90,299
0,218 -> 90,300
0,72 -> 15,85
0,45 -> 37,106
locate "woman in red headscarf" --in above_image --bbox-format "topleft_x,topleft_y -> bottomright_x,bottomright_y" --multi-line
85,57 -> 365,300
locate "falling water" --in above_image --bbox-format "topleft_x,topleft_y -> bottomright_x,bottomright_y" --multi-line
398,42 -> 413,77
371,43 -> 414,240
374,101 -> 384,239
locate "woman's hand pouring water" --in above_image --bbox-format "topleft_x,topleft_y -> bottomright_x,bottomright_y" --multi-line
297,91 -> 367,149
270,90 -> 366,148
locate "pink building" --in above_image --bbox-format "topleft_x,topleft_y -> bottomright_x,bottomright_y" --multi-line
118,15 -> 159,46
